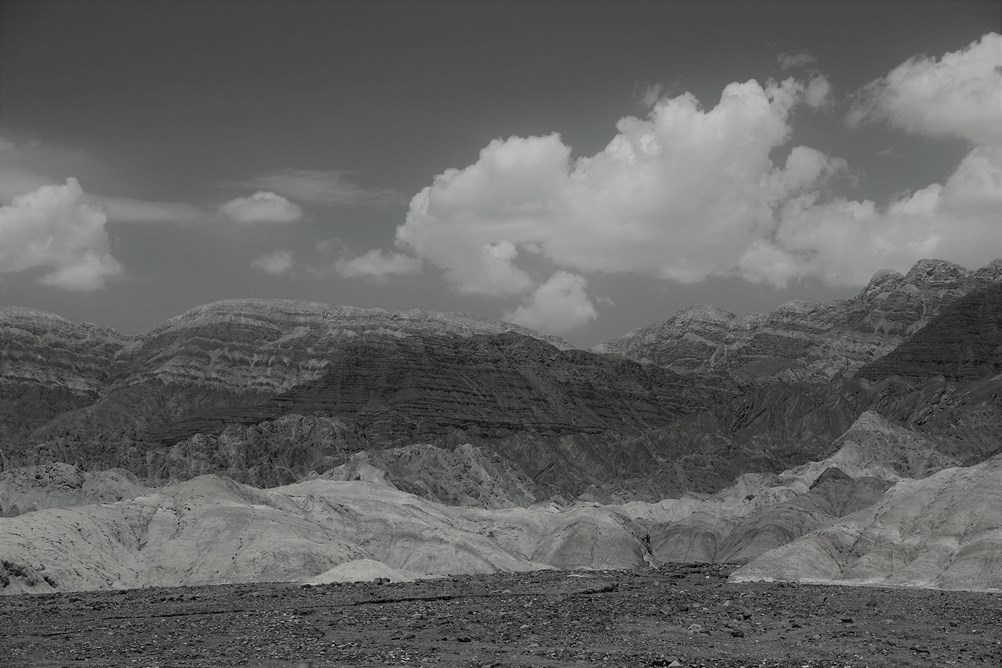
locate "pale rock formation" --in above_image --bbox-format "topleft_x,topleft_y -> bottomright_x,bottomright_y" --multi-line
0,463 -> 149,517
732,455 -> 1002,590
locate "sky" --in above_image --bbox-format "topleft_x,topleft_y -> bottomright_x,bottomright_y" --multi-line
0,1 -> 1000,346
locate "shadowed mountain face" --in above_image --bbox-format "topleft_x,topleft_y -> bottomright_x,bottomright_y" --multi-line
597,258 -> 1002,383
2,300 -> 732,496
858,283 -> 1002,383
12,332 -> 734,496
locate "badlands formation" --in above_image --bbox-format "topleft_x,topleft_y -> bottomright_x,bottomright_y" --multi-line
1,257 -> 1001,597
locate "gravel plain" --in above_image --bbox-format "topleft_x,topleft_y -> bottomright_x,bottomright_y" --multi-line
3,563 -> 1001,667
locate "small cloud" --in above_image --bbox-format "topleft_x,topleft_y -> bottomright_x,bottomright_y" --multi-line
804,75 -> 833,110
333,248 -> 422,283
89,195 -> 204,224
220,191 -> 302,224
640,83 -> 664,107
777,51 -> 818,70
238,169 -> 401,208
504,271 -> 598,335
250,249 -> 295,276
0,178 -> 122,290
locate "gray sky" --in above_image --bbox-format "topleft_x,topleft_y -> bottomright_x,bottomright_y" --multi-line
1,1 -> 999,345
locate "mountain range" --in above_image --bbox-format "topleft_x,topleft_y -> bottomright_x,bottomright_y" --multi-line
1,257 -> 1001,593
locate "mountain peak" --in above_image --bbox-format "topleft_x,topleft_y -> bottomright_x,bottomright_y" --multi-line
862,268 -> 905,297
903,258 -> 970,285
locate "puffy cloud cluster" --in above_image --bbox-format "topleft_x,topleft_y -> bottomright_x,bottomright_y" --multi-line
393,76 -> 838,333
220,191 -> 302,224
740,143 -> 1002,286
250,249 -> 295,276
333,249 -> 422,283
742,33 -> 1002,286
0,178 -> 122,290
503,271 -> 597,335
397,76 -> 836,299
848,32 -> 1002,145
389,35 -> 1001,335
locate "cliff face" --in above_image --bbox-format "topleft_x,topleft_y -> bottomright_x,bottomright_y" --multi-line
857,283 -> 1002,383
14,332 -> 732,496
596,259 -> 1002,382
0,308 -> 130,445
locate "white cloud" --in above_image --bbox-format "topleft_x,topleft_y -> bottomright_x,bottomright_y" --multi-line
239,169 -> 400,208
397,77 -> 838,294
334,248 -> 422,283
250,249 -> 295,276
504,271 -> 598,334
740,33 -> 1000,286
0,178 -> 122,290
777,51 -> 817,70
220,191 -> 302,224
804,75 -> 833,110
738,143 -> 1002,286
847,32 -> 1002,145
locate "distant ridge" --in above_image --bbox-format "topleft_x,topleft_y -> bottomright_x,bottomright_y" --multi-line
596,258 -> 1002,383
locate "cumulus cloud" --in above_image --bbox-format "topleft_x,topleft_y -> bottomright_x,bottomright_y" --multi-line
738,143 -> 1002,286
503,271 -> 598,335
804,75 -> 833,110
847,32 -> 1002,145
220,191 -> 302,224
250,249 -> 295,276
334,249 -> 422,283
239,169 -> 401,208
0,178 -> 122,290
740,33 -> 1001,285
777,51 -> 817,70
397,77 -> 839,295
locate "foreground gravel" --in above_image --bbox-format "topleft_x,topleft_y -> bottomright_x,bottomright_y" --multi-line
3,563 -> 1001,667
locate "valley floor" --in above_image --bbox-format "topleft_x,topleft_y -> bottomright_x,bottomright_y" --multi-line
3,564 -> 1001,667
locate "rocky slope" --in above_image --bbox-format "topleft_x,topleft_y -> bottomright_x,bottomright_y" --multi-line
597,258 -> 1002,383
0,463 -> 149,517
0,474 -> 651,594
732,454 -> 1002,590
1,411 -> 971,594
621,411 -> 957,564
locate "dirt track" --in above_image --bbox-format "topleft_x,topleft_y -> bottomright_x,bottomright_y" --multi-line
3,563 -> 1001,667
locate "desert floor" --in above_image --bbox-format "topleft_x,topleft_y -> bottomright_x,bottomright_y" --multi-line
3,563 -> 1001,667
